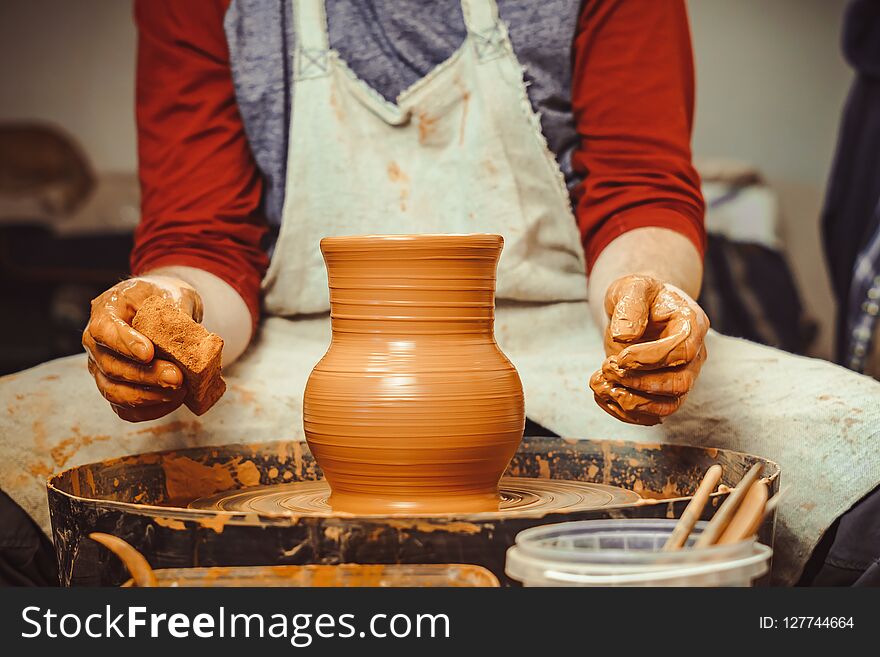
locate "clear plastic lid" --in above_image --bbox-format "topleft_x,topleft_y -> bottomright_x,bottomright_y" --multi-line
506,519 -> 772,586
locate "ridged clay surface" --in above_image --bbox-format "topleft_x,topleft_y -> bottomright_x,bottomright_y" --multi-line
303,234 -> 525,514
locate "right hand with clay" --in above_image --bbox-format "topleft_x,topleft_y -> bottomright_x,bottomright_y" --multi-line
82,276 -> 203,422
589,274 -> 709,426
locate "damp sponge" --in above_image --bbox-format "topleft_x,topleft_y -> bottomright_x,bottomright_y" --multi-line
132,295 -> 226,415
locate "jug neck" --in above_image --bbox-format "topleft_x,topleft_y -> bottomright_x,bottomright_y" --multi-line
321,235 -> 502,336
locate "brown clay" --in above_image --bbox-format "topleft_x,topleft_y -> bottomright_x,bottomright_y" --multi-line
132,296 -> 225,415
303,234 -> 525,514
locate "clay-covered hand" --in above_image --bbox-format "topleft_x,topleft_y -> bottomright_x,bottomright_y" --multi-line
589,275 -> 709,426
82,276 -> 203,422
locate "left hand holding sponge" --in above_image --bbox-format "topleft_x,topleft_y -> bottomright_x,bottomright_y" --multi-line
82,276 -> 223,422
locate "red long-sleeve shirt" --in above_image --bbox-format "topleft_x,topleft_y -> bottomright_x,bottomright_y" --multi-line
131,0 -> 705,326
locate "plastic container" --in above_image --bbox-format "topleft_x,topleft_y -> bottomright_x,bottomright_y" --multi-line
122,563 -> 501,587
93,531 -> 502,587
505,519 -> 772,587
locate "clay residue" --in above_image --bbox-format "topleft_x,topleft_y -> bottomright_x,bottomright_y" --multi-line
293,441 -> 304,477
459,91 -> 470,144
417,111 -> 438,144
134,420 -> 202,439
230,384 -> 256,405
27,462 -> 53,479
273,441 -> 288,465
600,441 -> 614,484
32,419 -> 47,451
537,457 -> 551,479
85,468 -> 96,495
633,477 -> 683,500
386,161 -> 410,211
237,460 -> 261,487
161,455 -> 261,502
329,86 -> 345,123
153,516 -> 186,530
384,520 -> 483,535
198,515 -> 230,534
121,452 -> 162,466
50,431 -> 112,468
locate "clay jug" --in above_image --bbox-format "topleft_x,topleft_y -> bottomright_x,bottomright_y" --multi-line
303,234 -> 525,514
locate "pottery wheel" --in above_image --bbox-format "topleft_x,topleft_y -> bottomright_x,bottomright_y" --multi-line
188,477 -> 641,516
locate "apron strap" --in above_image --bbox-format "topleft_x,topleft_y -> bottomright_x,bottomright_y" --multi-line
460,0 -> 508,62
461,0 -> 499,32
293,0 -> 331,80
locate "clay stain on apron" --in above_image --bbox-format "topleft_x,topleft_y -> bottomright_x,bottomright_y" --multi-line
329,86 -> 345,124
417,111 -> 438,145
387,161 -> 410,211
458,90 -> 470,145
50,429 -> 112,469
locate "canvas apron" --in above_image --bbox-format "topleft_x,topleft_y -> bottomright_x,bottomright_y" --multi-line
258,0 -> 600,447
1,0 -> 878,586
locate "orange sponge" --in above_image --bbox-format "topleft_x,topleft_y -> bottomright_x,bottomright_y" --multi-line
132,295 -> 226,415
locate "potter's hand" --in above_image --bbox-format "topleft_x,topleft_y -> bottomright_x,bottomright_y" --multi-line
83,276 -> 203,422
589,275 -> 709,426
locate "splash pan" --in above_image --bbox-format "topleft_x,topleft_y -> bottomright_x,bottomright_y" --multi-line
48,437 -> 779,586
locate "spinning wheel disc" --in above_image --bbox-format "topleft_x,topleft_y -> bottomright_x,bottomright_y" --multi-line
189,476 -> 641,516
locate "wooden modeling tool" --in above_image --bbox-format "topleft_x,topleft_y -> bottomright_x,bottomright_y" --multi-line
89,532 -> 157,587
663,464 -> 723,550
694,462 -> 764,547
716,480 -> 769,545
762,486 -> 787,519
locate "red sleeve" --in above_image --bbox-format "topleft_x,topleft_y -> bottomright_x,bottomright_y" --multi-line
571,0 -> 706,272
131,0 -> 268,327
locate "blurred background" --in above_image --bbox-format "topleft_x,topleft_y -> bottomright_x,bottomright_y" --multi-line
0,0 -> 859,373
